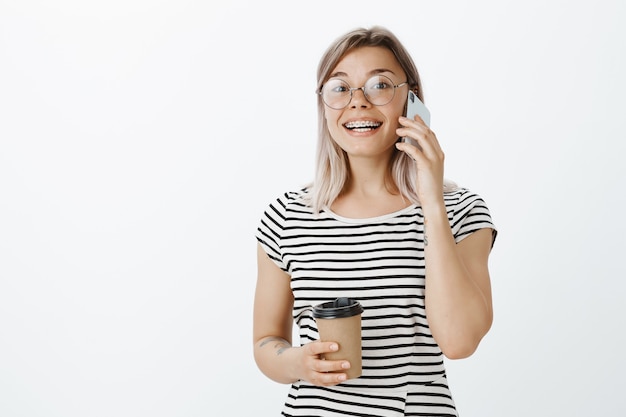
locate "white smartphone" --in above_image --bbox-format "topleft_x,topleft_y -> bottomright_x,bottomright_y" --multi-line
401,90 -> 430,148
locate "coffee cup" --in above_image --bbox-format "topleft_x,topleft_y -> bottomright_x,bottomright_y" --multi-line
313,297 -> 364,380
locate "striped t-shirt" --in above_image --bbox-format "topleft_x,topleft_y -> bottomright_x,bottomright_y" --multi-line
256,187 -> 496,416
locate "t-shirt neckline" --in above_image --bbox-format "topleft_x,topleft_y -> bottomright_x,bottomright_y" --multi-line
322,204 -> 417,224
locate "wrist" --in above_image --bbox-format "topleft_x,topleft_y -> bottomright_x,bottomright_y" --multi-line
255,336 -> 299,384
420,198 -> 447,223
282,345 -> 302,383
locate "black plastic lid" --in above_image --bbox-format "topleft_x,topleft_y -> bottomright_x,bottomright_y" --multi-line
312,297 -> 363,319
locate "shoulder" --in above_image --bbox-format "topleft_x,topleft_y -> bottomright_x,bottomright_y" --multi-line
444,187 -> 497,244
260,187 -> 315,224
265,187 -> 312,214
444,187 -> 488,212
257,188 -> 312,271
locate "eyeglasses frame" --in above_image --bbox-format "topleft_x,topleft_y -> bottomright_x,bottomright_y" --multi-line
317,75 -> 409,109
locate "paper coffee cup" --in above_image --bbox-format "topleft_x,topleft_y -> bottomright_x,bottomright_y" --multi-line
313,297 -> 364,380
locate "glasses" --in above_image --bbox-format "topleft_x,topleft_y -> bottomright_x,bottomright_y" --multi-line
318,75 -> 408,110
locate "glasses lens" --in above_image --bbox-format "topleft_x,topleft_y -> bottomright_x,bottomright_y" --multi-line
321,79 -> 351,109
364,75 -> 396,106
320,75 -> 400,109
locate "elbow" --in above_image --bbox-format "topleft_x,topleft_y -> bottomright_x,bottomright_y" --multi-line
438,321 -> 492,360
440,340 -> 479,360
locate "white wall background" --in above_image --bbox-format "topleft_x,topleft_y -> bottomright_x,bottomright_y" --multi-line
1,1 -> 625,416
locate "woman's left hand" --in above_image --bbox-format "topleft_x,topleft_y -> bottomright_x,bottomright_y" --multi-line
395,115 -> 445,207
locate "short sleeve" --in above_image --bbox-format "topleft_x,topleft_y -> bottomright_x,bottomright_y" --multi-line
255,194 -> 290,272
447,189 -> 497,247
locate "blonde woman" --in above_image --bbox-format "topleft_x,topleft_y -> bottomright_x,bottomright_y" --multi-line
254,26 -> 497,416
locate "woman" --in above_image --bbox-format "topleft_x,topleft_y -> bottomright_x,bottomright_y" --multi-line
253,26 -> 497,416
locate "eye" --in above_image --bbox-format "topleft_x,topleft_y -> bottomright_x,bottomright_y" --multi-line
366,75 -> 395,94
369,79 -> 392,90
331,85 -> 349,93
324,79 -> 350,95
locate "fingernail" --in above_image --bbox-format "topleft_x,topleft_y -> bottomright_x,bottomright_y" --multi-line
329,343 -> 338,351
342,362 -> 350,369
338,374 -> 347,381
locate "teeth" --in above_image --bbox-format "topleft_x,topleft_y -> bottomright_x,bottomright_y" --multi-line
345,121 -> 381,129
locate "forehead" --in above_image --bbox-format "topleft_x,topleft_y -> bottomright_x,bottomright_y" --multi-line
331,46 -> 404,79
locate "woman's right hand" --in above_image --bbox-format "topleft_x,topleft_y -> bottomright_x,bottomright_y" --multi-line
292,341 -> 351,386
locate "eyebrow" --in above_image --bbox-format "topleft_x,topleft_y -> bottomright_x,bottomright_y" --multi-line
329,68 -> 397,79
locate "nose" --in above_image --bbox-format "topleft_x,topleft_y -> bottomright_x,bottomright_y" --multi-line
350,88 -> 370,108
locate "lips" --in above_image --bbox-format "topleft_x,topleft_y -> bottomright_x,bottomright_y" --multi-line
343,120 -> 382,132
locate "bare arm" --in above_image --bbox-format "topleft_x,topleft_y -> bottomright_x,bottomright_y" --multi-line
253,243 -> 349,385
396,115 -> 494,359
422,205 -> 494,359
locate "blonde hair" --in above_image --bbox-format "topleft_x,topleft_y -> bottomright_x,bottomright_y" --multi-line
307,26 -> 456,214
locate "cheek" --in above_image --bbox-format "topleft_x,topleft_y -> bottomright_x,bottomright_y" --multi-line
324,110 -> 343,135
324,108 -> 338,123
326,122 -> 341,140
394,98 -> 408,117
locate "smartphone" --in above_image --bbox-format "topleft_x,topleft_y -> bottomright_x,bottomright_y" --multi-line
401,90 -> 430,148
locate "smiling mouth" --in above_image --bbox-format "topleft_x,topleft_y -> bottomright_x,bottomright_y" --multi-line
343,120 -> 382,132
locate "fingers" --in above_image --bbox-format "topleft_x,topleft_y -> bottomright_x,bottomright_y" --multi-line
301,342 -> 351,387
396,117 -> 444,162
397,114 -> 429,136
394,115 -> 446,202
396,116 -> 430,146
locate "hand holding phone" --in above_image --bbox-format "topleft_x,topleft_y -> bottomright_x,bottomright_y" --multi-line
401,90 -> 430,148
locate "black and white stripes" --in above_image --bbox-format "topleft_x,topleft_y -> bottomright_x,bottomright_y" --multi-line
256,187 -> 496,416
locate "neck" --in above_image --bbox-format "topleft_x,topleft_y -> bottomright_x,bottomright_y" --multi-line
343,155 -> 397,198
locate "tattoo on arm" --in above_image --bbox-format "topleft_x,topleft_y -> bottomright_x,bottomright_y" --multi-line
276,345 -> 290,355
259,337 -> 284,348
258,336 -> 292,356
